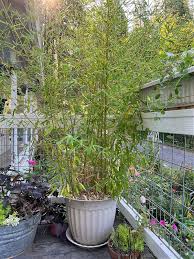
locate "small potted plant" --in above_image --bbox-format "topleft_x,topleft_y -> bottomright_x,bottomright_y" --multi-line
108,224 -> 144,259
0,170 -> 49,258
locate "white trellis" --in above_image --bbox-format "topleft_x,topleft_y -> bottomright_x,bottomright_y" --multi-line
0,62 -> 40,173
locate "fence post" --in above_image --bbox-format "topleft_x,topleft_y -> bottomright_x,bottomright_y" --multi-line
10,69 -> 18,170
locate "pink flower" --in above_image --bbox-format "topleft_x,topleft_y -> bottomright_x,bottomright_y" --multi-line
159,220 -> 166,227
150,218 -> 157,225
128,166 -> 140,177
172,223 -> 178,232
28,160 -> 37,166
134,170 -> 140,177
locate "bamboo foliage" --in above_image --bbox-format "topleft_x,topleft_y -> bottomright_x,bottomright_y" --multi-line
0,0 -> 193,199
40,0 -> 150,198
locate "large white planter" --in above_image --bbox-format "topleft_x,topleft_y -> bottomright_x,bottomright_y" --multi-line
66,198 -> 116,245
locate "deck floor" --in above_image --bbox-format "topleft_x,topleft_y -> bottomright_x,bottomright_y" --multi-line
16,225 -> 155,259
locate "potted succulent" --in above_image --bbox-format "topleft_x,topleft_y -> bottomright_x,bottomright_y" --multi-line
108,224 -> 144,259
0,170 -> 49,258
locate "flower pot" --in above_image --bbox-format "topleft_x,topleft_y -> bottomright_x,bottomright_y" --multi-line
0,213 -> 41,258
50,222 -> 67,238
66,198 -> 116,245
108,241 -> 141,259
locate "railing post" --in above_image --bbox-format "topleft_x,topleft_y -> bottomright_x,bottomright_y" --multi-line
24,87 -> 29,145
10,69 -> 18,169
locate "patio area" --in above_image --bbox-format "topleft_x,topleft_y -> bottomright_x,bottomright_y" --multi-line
16,223 -> 155,259
0,1 -> 194,259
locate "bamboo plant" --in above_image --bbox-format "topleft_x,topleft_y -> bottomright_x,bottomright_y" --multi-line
40,0 -> 147,199
1,0 -> 189,200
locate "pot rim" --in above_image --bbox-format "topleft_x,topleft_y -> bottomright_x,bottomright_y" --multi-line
0,212 -> 41,229
108,240 -> 140,256
66,197 -> 117,202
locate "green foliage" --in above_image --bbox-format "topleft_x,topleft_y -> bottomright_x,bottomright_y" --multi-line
163,0 -> 191,19
111,224 -> 130,253
133,0 -> 194,83
0,0 -> 193,199
159,14 -> 194,54
129,229 -> 145,253
37,0 -> 150,198
0,202 -> 10,226
111,224 -> 144,253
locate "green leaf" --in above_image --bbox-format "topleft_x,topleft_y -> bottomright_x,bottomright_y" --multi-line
155,94 -> 160,99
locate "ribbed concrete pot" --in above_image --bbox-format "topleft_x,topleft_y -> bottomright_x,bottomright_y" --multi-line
66,198 -> 116,245
0,213 -> 41,258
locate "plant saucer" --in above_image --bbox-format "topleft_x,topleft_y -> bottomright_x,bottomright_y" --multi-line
66,227 -> 109,248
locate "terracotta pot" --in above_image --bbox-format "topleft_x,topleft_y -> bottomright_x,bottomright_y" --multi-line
50,223 -> 67,238
108,241 -> 141,259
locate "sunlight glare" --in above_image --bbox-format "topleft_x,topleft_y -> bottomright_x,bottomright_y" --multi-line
42,0 -> 59,10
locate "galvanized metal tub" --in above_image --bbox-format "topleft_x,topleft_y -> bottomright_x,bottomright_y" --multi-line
0,213 -> 41,259
66,198 -> 116,246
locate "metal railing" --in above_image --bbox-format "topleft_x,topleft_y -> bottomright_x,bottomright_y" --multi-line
126,132 -> 194,258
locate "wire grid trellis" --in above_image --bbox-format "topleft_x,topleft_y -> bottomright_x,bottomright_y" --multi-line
0,128 -> 40,174
126,132 -> 194,258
